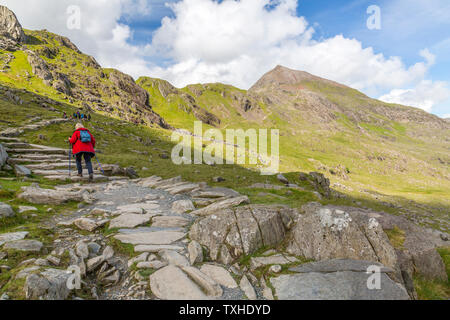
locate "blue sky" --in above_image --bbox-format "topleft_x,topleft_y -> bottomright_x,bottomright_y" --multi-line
116,0 -> 450,117
3,0 -> 449,117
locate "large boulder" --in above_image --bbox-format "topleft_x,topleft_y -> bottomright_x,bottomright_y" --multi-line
189,204 -> 299,264
18,185 -> 84,205
338,206 -> 448,282
24,268 -> 72,300
271,259 -> 410,300
287,203 -> 398,272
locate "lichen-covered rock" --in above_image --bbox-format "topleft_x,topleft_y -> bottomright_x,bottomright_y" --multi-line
189,204 -> 298,264
340,206 -> 448,282
287,203 -> 398,272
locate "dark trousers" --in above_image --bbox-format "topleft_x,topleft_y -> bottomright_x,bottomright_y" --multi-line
75,152 -> 94,175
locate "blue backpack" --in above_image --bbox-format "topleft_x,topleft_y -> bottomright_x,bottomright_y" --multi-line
79,130 -> 91,143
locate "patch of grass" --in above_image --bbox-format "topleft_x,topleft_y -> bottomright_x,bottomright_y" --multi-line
414,275 -> 449,300
138,268 -> 157,278
385,226 -> 406,250
437,247 -> 450,280
106,238 -> 135,258
413,247 -> 449,300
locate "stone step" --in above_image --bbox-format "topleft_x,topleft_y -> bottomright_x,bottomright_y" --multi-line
33,169 -> 102,176
43,175 -> 109,182
0,137 -> 22,142
12,154 -> 68,160
8,158 -> 67,164
3,142 -> 32,148
24,162 -> 71,170
5,148 -> 69,155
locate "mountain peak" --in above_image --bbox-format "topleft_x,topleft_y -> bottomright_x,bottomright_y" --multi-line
0,6 -> 26,46
249,65 -> 347,92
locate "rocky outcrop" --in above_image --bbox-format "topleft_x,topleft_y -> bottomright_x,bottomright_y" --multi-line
338,206 -> 448,282
271,259 -> 410,300
0,6 -> 25,50
26,50 -> 53,85
106,70 -> 171,129
286,203 -> 398,272
190,204 -> 299,264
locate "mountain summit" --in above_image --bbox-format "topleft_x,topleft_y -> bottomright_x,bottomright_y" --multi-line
250,65 -> 347,93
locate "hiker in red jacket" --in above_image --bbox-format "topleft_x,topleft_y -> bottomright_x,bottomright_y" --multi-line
69,123 -> 96,181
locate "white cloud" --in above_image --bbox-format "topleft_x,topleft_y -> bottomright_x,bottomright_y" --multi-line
0,0 -> 447,113
0,0 -> 154,75
145,0 -> 437,97
379,80 -> 450,112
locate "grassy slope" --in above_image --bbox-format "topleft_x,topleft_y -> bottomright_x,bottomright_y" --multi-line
138,77 -> 450,233
1,67 -> 449,301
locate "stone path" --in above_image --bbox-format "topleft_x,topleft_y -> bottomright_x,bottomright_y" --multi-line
1,171 -> 426,300
47,176 -> 256,300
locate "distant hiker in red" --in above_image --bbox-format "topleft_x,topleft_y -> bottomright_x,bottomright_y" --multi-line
69,123 -> 96,182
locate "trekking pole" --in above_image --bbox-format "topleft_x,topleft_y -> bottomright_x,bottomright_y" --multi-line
94,154 -> 105,175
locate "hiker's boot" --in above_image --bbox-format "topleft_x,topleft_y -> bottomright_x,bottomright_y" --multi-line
77,173 -> 83,178
89,173 -> 94,182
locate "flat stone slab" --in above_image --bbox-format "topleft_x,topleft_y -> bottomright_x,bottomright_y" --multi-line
289,259 -> 395,274
250,254 -> 298,270
0,231 -> 28,246
109,213 -> 155,229
114,231 -> 186,245
191,196 -> 249,216
150,265 -> 207,300
171,200 -> 195,214
134,245 -> 185,253
200,264 -> 238,289
166,184 -> 199,195
114,203 -> 160,215
151,216 -> 190,228
271,271 -> 410,300
18,206 -> 38,214
4,240 -> 43,252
